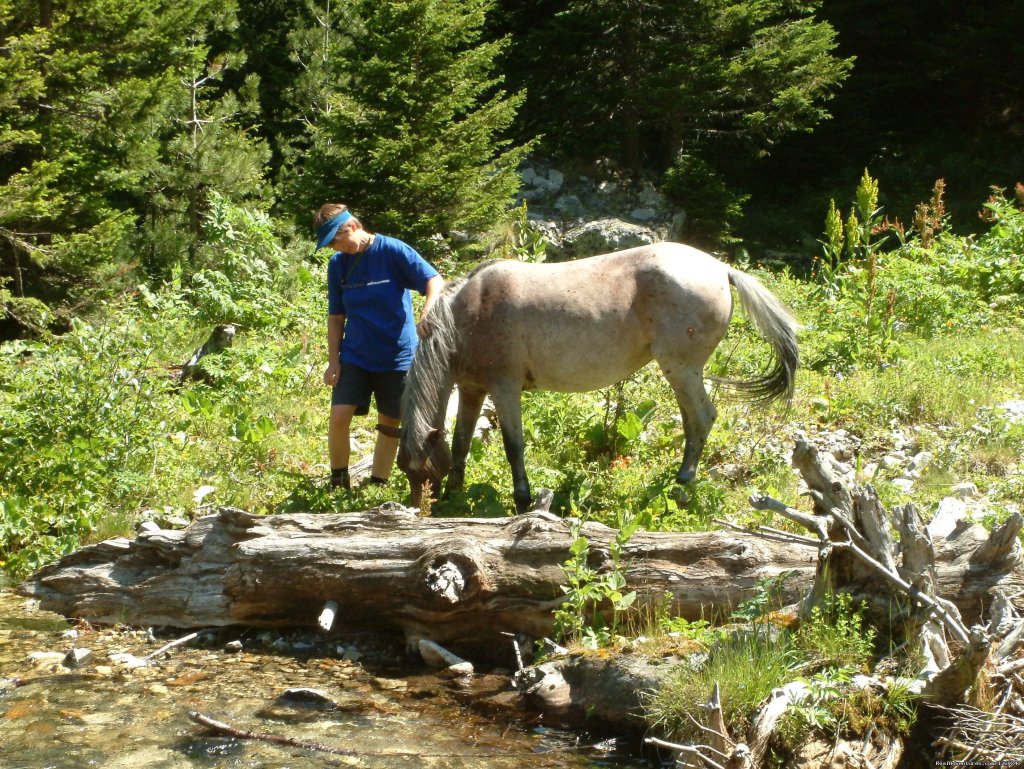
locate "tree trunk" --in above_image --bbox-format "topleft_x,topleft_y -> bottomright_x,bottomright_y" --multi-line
18,497 -> 1024,665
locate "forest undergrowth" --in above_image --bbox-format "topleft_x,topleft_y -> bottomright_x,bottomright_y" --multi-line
1,176 -> 1022,583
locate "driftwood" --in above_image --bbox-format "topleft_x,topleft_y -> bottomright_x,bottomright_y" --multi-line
647,439 -> 1023,768
20,504 -> 823,663
19,456 -> 1024,668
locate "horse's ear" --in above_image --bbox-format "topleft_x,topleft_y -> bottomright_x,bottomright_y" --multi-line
426,428 -> 442,445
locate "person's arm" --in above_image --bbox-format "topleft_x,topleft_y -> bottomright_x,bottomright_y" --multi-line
324,313 -> 345,386
416,275 -> 445,338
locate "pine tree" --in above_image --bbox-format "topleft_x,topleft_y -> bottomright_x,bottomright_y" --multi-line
136,24 -> 272,279
0,0 -> 272,337
286,0 -> 534,258
504,0 -> 851,168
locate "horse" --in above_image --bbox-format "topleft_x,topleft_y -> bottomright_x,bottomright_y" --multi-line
397,241 -> 798,514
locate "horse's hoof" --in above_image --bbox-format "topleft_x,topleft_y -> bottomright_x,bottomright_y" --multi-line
676,470 -> 696,485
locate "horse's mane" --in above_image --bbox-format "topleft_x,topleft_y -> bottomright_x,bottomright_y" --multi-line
400,260 -> 509,462
400,266 -> 487,450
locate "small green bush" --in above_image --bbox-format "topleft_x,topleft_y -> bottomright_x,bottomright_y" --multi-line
793,592 -> 876,671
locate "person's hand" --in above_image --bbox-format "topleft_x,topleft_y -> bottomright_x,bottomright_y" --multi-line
323,361 -> 341,387
416,316 -> 432,338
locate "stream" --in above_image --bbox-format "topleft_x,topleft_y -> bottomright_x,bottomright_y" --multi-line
0,590 -> 657,769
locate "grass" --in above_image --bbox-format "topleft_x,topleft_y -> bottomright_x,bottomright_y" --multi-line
646,627 -> 799,739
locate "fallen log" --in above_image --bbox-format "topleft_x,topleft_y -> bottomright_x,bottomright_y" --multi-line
18,487 -> 1024,665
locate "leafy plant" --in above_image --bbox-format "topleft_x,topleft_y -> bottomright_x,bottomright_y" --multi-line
184,193 -> 295,328
504,202 -> 549,263
811,170 -> 902,369
793,591 -> 876,671
0,316 -> 174,576
553,514 -> 639,648
730,572 -> 796,623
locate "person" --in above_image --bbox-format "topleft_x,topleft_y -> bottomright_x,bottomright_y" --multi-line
314,203 -> 444,491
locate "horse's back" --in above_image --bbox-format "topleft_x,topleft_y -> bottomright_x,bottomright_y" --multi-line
469,241 -> 726,282
446,243 -> 734,392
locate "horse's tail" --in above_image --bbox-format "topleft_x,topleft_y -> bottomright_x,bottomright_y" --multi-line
722,268 -> 799,403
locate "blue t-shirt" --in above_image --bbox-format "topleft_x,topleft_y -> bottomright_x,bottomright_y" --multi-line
327,234 -> 439,372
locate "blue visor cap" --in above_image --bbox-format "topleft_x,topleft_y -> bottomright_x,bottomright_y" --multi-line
315,211 -> 353,249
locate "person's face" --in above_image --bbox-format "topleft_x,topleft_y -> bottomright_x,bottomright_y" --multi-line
330,223 -> 360,254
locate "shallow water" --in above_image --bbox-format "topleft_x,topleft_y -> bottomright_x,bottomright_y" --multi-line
0,590 -> 655,769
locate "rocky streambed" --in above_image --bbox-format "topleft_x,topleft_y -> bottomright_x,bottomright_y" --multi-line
0,590 -> 653,769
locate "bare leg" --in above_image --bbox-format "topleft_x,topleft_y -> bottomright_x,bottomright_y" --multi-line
371,413 -> 401,481
329,404 -> 357,470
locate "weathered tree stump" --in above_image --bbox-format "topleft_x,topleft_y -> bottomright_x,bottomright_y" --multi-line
516,438 -> 1024,765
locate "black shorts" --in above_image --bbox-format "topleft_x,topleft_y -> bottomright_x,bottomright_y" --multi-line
332,364 -> 407,419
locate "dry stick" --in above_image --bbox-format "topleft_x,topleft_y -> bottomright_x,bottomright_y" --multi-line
682,716 -> 732,758
144,631 -> 200,662
189,711 -> 357,756
713,518 -> 820,548
189,710 -> 592,760
645,737 -> 727,769
999,657 -> 1024,676
750,492 -> 973,645
501,631 -> 524,671
830,539 -> 972,645
748,493 -> 831,542
966,685 -> 1018,762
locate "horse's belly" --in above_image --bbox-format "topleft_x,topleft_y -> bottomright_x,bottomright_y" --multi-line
526,347 -> 651,392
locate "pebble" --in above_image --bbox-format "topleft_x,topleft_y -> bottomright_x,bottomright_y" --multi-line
951,482 -> 979,499
446,661 -> 475,676
881,454 -> 906,470
28,651 -> 66,668
224,640 -> 243,653
278,687 -> 337,708
64,648 -> 93,668
909,451 -> 934,472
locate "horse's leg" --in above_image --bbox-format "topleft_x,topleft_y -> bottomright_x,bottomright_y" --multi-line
660,364 -> 717,484
445,387 -> 486,496
489,384 -> 531,514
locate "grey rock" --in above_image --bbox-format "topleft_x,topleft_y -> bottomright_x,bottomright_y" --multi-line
64,647 -> 93,668
551,217 -> 658,260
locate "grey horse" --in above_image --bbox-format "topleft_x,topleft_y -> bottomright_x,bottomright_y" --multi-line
398,242 -> 798,513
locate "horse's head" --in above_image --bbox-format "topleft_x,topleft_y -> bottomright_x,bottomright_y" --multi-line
398,427 -> 452,508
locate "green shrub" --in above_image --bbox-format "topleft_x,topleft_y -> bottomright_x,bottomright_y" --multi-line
184,193 -> 299,328
793,592 -> 876,671
0,315 -> 175,577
